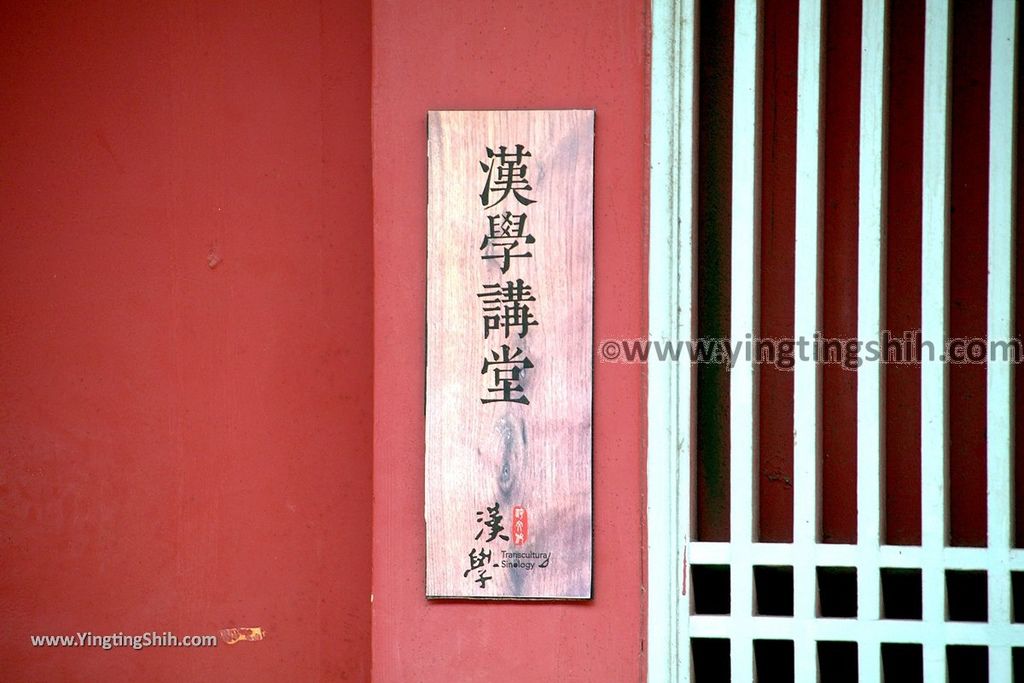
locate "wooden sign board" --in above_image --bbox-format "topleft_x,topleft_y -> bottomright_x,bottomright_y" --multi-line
425,110 -> 594,599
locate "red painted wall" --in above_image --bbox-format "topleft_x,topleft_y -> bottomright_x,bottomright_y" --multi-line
371,1 -> 648,681
0,2 -> 373,680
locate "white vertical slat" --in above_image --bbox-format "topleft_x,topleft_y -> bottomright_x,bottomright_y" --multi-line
857,1 -> 888,680
730,0 -> 761,679
921,0 -> 952,679
648,0 -> 698,680
793,0 -> 824,680
987,2 -> 1017,680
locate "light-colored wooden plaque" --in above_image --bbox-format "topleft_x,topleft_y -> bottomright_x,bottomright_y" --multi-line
425,110 -> 594,599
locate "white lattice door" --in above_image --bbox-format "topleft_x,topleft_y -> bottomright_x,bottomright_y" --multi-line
648,0 -> 1021,680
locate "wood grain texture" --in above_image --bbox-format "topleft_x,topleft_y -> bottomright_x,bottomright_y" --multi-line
425,110 -> 593,599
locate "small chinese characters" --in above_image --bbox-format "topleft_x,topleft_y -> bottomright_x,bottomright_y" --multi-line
463,502 -> 507,589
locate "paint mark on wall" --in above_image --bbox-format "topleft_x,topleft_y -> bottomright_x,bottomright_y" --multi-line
219,627 -> 265,644
207,243 -> 222,269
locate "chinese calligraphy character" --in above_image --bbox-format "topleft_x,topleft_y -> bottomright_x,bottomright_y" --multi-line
479,144 -> 537,208
480,211 -> 535,273
481,345 -> 534,405
475,502 -> 510,542
478,279 -> 538,339
463,547 -> 497,588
